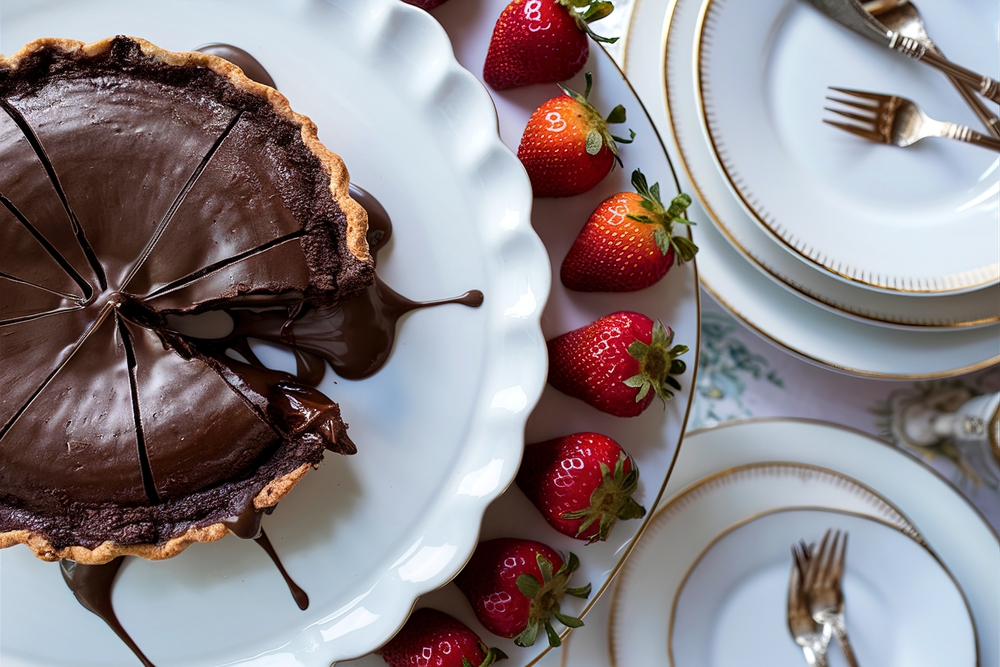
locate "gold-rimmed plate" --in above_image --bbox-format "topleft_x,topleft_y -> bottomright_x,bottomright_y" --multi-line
696,0 -> 999,295
629,0 -> 1000,331
598,419 -> 1000,667
621,0 -> 1000,378
669,508 -> 977,666
606,460 -> 921,665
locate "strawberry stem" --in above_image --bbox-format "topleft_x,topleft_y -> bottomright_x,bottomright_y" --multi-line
625,169 -> 698,264
557,0 -> 619,43
512,552 -> 591,648
623,320 -> 689,403
556,73 -> 635,168
561,452 -> 647,542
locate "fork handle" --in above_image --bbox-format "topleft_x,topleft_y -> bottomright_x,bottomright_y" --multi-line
890,34 -> 1000,105
949,77 -> 1000,140
831,620 -> 860,667
941,123 -> 1000,152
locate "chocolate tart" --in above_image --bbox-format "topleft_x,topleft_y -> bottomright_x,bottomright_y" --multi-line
0,36 -> 373,564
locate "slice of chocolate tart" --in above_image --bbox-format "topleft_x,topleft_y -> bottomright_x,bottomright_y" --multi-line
0,36 -> 373,564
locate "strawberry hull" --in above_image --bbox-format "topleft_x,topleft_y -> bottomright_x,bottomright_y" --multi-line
453,538 -> 590,647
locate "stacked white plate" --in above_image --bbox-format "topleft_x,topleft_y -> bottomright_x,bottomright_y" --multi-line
620,0 -> 1000,378
555,419 -> 999,667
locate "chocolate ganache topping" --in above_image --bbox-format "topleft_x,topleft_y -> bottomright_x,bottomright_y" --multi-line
0,36 -> 374,563
5,36 -> 485,667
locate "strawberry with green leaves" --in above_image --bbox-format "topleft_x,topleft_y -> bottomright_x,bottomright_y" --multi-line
517,433 -> 646,543
379,608 -> 507,667
547,311 -> 687,417
561,169 -> 697,292
454,538 -> 591,648
484,0 -> 617,90
517,73 -> 634,197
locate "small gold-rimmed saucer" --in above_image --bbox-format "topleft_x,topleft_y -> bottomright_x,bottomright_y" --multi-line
607,460 -> 921,666
667,508 -> 977,666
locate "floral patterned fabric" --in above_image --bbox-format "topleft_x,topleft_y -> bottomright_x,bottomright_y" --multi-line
692,299 -> 1000,531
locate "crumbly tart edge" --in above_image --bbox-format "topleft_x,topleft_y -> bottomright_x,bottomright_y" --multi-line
0,463 -> 316,563
0,36 -> 366,564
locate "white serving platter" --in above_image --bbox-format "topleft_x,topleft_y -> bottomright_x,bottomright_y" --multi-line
0,0 -> 548,664
342,0 -> 703,664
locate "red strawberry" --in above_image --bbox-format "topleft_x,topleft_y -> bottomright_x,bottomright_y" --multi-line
454,538 -> 591,648
484,0 -> 616,91
516,433 -> 646,543
547,311 -> 687,417
517,73 -> 634,197
379,608 -> 507,667
561,169 -> 697,292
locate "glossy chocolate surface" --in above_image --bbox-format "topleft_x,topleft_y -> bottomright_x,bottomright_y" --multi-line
0,37 -> 372,549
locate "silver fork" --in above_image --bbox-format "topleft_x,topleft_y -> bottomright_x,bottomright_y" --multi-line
801,530 -> 860,667
863,0 -> 1000,139
825,87 -> 1000,152
789,544 -> 831,667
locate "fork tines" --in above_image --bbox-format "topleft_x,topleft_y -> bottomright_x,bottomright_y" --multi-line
824,87 -> 895,143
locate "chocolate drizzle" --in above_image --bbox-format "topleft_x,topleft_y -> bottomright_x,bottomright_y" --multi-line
61,526 -> 308,667
256,530 -> 310,610
218,184 -> 485,381
221,504 -> 309,610
220,499 -> 265,540
61,558 -> 155,667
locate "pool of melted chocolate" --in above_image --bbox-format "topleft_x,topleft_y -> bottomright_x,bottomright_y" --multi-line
57,44 -> 482,667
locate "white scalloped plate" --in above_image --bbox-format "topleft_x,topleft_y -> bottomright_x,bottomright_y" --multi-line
670,510 -> 975,666
340,0 -> 701,664
0,1 -> 548,665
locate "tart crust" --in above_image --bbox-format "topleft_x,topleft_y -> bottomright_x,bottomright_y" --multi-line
0,36 -> 370,564
0,462 -> 314,563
